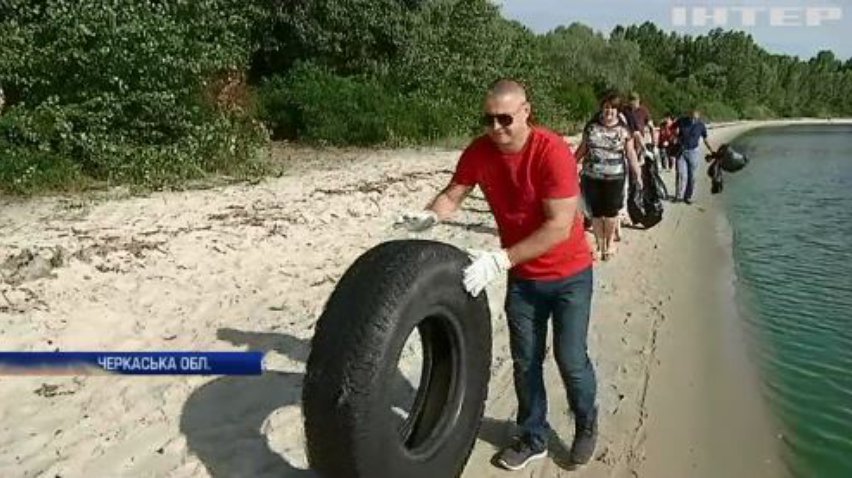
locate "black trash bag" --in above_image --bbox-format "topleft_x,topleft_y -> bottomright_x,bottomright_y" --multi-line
643,143 -> 657,167
708,160 -> 724,194
627,179 -> 643,224
706,144 -> 749,172
627,160 -> 665,229
650,158 -> 669,201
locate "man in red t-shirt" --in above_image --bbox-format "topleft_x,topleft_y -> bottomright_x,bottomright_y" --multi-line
396,80 -> 598,470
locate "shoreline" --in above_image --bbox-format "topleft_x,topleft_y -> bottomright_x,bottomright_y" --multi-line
620,118 -> 851,477
633,122 -> 789,478
0,120 -> 848,477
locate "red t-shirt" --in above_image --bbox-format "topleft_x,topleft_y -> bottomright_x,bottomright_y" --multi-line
658,121 -> 677,146
451,127 -> 592,281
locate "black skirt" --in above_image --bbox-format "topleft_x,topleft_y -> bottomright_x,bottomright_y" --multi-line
581,175 -> 625,218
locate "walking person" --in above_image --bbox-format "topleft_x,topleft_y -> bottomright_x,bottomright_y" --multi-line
574,91 -> 642,260
674,109 -> 715,204
396,79 -> 599,470
657,114 -> 679,171
625,92 -> 656,151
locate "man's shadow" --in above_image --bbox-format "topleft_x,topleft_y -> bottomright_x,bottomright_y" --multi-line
180,328 -> 420,477
179,329 -> 318,478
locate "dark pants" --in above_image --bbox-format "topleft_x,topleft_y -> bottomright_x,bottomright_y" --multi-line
659,148 -> 674,169
504,266 -> 597,451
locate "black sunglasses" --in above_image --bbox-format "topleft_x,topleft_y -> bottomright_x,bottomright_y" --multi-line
481,113 -> 515,128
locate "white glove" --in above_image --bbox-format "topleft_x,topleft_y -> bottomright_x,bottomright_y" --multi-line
394,210 -> 439,232
462,249 -> 512,297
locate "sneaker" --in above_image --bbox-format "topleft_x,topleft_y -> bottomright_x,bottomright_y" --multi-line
684,198 -> 693,205
495,437 -> 547,471
570,417 -> 598,465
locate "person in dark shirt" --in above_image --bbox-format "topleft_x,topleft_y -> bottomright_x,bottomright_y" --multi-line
625,92 -> 655,148
618,93 -> 657,234
674,109 -> 715,204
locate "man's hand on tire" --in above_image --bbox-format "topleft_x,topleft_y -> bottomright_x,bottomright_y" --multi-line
463,249 -> 512,296
395,210 -> 439,232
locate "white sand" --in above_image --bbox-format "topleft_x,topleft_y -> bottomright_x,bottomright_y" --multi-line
1,119 -> 848,477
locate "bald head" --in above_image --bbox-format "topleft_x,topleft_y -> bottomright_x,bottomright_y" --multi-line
487,79 -> 527,102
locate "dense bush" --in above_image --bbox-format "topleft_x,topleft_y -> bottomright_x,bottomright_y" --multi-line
742,104 -> 777,120
695,101 -> 741,122
257,63 -> 474,146
0,0 -> 267,194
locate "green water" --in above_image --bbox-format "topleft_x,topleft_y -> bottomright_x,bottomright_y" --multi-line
724,125 -> 852,477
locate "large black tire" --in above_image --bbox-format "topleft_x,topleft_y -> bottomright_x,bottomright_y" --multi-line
303,239 -> 492,478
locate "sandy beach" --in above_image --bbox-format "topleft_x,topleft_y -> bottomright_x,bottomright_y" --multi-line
0,119 -> 846,477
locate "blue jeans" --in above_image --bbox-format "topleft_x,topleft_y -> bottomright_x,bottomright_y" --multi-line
676,147 -> 702,200
504,266 -> 597,451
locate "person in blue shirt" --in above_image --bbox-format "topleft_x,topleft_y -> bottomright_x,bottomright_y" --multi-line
675,109 -> 715,204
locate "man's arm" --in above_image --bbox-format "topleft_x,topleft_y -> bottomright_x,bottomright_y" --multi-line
647,119 -> 657,145
396,181 -> 472,231
625,135 -> 642,187
427,182 -> 474,221
632,130 -> 645,147
701,124 -> 714,153
505,196 -> 577,266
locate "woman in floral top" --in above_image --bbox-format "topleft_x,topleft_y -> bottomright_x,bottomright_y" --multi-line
574,92 -> 642,260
